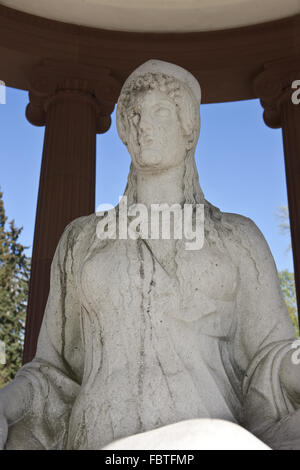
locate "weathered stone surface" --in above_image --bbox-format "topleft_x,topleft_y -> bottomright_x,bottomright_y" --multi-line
0,60 -> 300,450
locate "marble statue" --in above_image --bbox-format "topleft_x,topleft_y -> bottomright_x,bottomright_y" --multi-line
1,59 -> 300,450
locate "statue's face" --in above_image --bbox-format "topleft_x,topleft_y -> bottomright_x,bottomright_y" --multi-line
125,88 -> 187,172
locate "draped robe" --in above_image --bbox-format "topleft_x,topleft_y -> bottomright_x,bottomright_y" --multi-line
5,210 -> 298,449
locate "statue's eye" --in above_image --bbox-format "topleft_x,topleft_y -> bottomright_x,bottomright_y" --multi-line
155,107 -> 170,118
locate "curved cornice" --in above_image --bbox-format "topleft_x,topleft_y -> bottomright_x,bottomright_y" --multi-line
0,5 -> 299,103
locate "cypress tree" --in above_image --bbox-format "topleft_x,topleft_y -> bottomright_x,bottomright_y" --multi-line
0,190 -> 30,388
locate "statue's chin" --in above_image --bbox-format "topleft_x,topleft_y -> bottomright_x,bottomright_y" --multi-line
137,150 -> 162,168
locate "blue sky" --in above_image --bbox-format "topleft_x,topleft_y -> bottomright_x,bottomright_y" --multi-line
0,86 -> 294,272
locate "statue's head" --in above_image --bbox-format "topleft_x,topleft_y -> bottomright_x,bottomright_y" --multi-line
116,60 -> 201,173
116,60 -> 206,206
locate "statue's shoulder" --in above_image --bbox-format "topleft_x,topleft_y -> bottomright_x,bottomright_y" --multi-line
221,211 -> 259,234
57,213 -> 98,254
63,212 -> 97,234
220,211 -> 273,263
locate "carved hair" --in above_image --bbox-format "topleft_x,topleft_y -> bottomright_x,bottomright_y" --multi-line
117,72 -> 199,148
92,73 -> 226,286
116,72 -> 205,205
116,72 -> 221,225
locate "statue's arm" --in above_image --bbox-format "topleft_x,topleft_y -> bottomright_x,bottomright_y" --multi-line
226,213 -> 300,447
228,214 -> 296,365
0,217 -> 87,449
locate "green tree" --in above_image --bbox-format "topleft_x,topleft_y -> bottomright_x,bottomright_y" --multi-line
278,270 -> 299,338
276,206 -> 291,251
275,205 -> 299,336
0,191 -> 30,388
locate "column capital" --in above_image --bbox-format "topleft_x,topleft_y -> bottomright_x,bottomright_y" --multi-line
254,56 -> 300,129
25,60 -> 121,133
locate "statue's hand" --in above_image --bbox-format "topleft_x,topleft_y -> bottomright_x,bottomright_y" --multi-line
279,348 -> 300,407
260,409 -> 300,450
0,379 -> 30,450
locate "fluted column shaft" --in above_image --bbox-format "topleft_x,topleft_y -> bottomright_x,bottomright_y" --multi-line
23,62 -> 119,363
281,102 -> 300,314
255,58 -> 300,319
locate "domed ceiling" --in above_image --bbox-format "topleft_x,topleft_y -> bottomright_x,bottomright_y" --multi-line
0,0 -> 299,32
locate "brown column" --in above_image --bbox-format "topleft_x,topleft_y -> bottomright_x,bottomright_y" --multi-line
23,62 -> 120,364
254,57 -> 300,319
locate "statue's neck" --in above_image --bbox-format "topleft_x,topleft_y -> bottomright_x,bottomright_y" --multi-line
135,163 -> 185,208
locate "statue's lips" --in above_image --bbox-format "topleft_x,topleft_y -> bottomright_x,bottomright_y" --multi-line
140,138 -> 154,148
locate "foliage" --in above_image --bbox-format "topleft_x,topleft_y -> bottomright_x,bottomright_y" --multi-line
275,206 -> 291,252
278,269 -> 299,338
0,190 -> 30,388
276,206 -> 290,235
275,205 -> 299,336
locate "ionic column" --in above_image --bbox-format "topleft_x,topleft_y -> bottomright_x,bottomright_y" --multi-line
23,61 -> 120,363
254,57 -> 300,318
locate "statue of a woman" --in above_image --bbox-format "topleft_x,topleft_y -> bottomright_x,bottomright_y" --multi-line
1,60 -> 300,450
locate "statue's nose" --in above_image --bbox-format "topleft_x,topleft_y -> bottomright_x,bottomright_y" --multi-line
139,115 -> 152,135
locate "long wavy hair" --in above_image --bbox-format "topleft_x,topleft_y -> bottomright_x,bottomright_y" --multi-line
116,72 -> 222,226
88,73 -> 229,305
